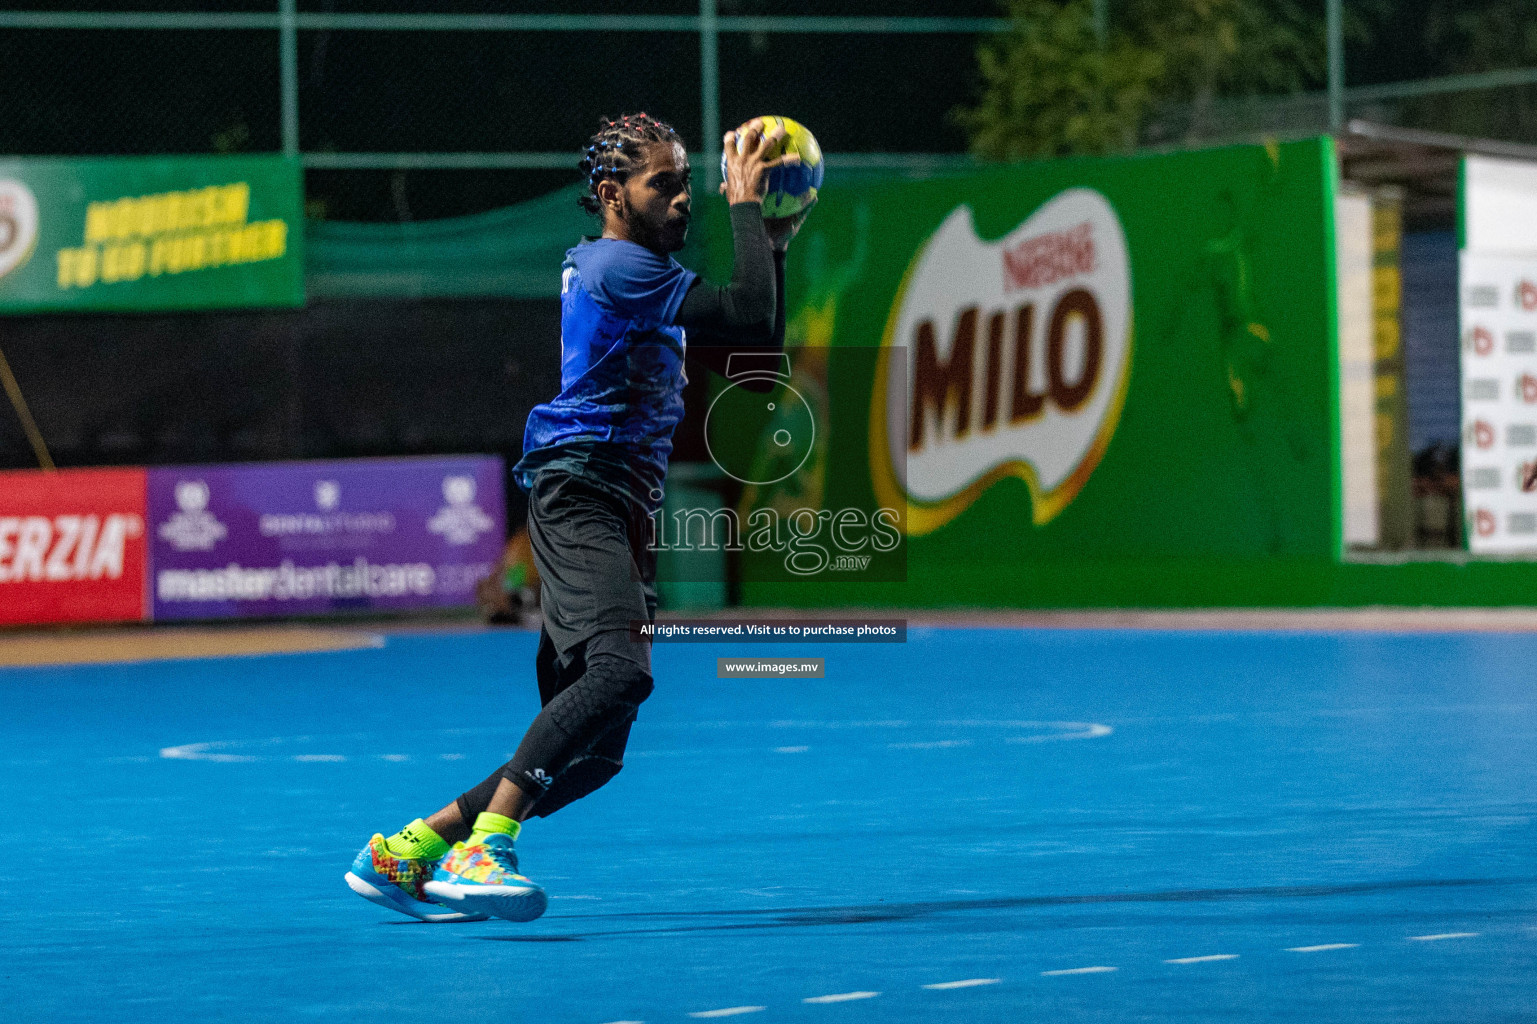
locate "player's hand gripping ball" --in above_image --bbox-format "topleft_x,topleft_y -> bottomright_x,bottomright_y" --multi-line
721,116 -> 824,218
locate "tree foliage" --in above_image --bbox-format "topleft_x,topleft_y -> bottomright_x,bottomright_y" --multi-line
1423,0 -> 1537,74
958,0 -> 1331,160
1413,0 -> 1537,142
1131,0 -> 1326,102
955,0 -> 1164,160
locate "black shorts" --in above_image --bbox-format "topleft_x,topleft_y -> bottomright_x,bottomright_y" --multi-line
525,468 -> 655,671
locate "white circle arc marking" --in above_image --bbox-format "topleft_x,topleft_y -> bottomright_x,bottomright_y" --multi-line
160,738 -> 351,763
803,992 -> 880,1004
1005,722 -> 1113,743
160,742 -> 259,763
688,1008 -> 766,1019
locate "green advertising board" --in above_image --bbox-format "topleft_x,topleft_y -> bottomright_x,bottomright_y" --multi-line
705,138 -> 1345,607
0,155 -> 303,312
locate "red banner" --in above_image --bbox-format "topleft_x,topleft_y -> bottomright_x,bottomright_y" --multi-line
0,467 -> 148,625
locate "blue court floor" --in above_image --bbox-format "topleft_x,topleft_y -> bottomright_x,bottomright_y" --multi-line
4,626 -> 1536,1023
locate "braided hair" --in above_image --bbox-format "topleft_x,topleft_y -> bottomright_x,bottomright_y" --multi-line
577,113 -> 684,215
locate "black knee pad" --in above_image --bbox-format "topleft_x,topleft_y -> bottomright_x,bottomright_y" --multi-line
604,656 -> 654,705
547,652 -> 652,736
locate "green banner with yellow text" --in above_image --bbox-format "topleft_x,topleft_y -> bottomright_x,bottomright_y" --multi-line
0,155 -> 303,312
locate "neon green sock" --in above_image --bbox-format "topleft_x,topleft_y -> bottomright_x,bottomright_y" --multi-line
383,818 -> 449,861
466,811 -> 521,847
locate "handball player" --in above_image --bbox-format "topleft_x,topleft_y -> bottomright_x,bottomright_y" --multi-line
344,113 -> 806,922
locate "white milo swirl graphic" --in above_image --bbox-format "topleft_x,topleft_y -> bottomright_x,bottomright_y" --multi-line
878,188 -> 1132,532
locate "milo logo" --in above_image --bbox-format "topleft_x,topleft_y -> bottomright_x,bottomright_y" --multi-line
0,180 -> 39,281
872,188 -> 1132,534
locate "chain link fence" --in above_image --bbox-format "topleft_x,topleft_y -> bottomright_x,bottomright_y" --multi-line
1146,83 -> 1537,153
4,3 -> 1537,218
0,28 -> 281,156
0,3 -> 1000,220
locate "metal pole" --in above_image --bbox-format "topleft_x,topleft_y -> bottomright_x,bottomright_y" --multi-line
280,0 -> 299,158
1327,0 -> 1343,131
701,0 -> 721,190
0,344 -> 53,471
1093,0 -> 1107,45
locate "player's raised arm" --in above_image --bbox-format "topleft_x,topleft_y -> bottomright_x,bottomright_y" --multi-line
674,120 -> 801,347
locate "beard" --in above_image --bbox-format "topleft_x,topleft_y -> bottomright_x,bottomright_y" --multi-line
625,198 -> 689,254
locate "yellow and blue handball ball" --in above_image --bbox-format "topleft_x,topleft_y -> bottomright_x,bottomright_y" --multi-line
722,115 -> 824,218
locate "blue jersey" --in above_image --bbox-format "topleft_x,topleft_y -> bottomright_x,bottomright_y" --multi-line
515,238 -> 698,511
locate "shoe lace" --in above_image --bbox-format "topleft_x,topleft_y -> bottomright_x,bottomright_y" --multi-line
482,835 -> 521,874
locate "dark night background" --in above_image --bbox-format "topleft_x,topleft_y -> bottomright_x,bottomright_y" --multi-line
0,0 -> 1515,494
0,0 -> 1479,221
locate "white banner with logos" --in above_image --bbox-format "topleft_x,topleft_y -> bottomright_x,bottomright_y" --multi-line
1336,190 -> 1379,548
1459,251 -> 1537,552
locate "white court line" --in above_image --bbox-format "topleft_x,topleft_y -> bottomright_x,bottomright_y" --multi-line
769,720 -> 910,728
292,754 -> 346,762
1286,944 -> 1358,953
1041,966 -> 1117,976
1005,722 -> 1113,743
922,978 -> 1000,990
688,1008 -> 766,1018
1164,954 -> 1239,964
1409,932 -> 1480,941
803,992 -> 880,1003
159,742 -> 255,762
775,746 -> 809,753
888,739 -> 973,750
597,1020 -> 644,1023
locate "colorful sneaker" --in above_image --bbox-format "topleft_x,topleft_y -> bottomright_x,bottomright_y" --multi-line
423,833 -> 548,922
344,834 -> 488,923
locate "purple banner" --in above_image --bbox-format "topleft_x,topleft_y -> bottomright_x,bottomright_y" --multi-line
148,456 -> 504,621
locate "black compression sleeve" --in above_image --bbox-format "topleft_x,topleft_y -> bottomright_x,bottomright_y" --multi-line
674,203 -> 776,341
770,248 -> 786,350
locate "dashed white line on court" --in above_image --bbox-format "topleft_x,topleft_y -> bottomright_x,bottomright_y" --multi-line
688,1008 -> 766,1018
803,992 -> 880,1003
613,928 -> 1485,1021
